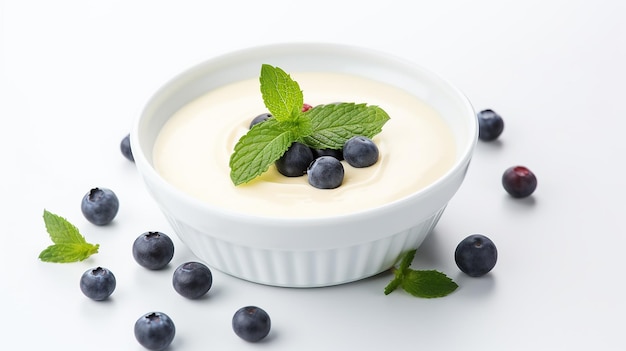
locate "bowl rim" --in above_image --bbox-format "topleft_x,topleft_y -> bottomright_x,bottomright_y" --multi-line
131,42 -> 477,226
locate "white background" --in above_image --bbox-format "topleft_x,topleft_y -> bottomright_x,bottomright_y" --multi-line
2,1 -> 625,350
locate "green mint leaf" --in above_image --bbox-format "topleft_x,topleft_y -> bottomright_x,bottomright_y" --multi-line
43,209 -> 87,245
384,249 -> 458,298
39,209 -> 99,263
229,118 -> 298,185
384,249 -> 416,295
301,103 -> 390,149
38,243 -> 100,263
260,64 -> 303,122
401,269 -> 459,298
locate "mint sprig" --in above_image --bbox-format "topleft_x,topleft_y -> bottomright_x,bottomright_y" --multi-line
38,209 -> 99,263
384,249 -> 458,298
229,64 -> 390,185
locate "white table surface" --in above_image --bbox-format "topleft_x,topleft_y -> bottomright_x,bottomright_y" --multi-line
2,1 -> 625,350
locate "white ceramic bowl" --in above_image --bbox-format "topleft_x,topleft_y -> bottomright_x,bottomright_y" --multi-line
131,43 -> 477,288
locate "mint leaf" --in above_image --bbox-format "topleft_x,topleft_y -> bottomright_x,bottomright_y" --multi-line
39,243 -> 99,263
401,269 -> 459,298
260,64 -> 303,122
43,209 -> 88,245
39,209 -> 99,263
384,249 -> 458,298
229,118 -> 297,185
302,103 -> 390,149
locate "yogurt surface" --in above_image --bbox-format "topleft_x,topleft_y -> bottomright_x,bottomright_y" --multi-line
153,72 -> 456,218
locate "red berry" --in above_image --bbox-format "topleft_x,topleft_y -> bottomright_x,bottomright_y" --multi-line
502,166 -> 537,198
302,103 -> 313,112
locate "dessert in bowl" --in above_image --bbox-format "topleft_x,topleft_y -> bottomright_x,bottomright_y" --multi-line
131,43 -> 477,288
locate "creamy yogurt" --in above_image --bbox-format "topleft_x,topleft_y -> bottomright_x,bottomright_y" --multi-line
153,72 -> 456,218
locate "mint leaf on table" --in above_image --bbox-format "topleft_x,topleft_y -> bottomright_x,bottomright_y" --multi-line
38,209 -> 99,263
229,64 -> 390,185
401,270 -> 459,298
384,249 -> 458,298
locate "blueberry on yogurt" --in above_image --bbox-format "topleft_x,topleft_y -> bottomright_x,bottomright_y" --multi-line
275,142 -> 314,177
311,148 -> 344,161
307,156 -> 344,189
343,136 -> 379,168
249,113 -> 272,129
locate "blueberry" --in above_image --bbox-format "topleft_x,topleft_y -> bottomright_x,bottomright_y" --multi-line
81,187 -> 119,225
502,165 -> 537,198
455,234 -> 498,277
343,136 -> 379,168
307,156 -> 344,189
79,267 -> 116,301
172,261 -> 213,299
312,148 -> 344,161
275,142 -> 314,177
134,312 -> 176,351
232,306 -> 271,342
249,113 -> 272,129
120,133 -> 134,162
477,109 -> 504,141
132,231 -> 175,270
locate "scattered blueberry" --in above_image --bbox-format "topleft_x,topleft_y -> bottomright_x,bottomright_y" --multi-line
307,156 -> 344,189
232,306 -> 271,342
120,133 -> 134,162
477,109 -> 504,141
134,312 -> 176,351
132,231 -> 175,270
502,165 -> 537,198
249,113 -> 272,129
312,148 -> 344,161
172,261 -> 213,299
455,234 -> 498,277
79,267 -> 116,301
343,136 -> 379,168
275,142 -> 314,177
301,103 -> 313,112
81,187 -> 119,226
